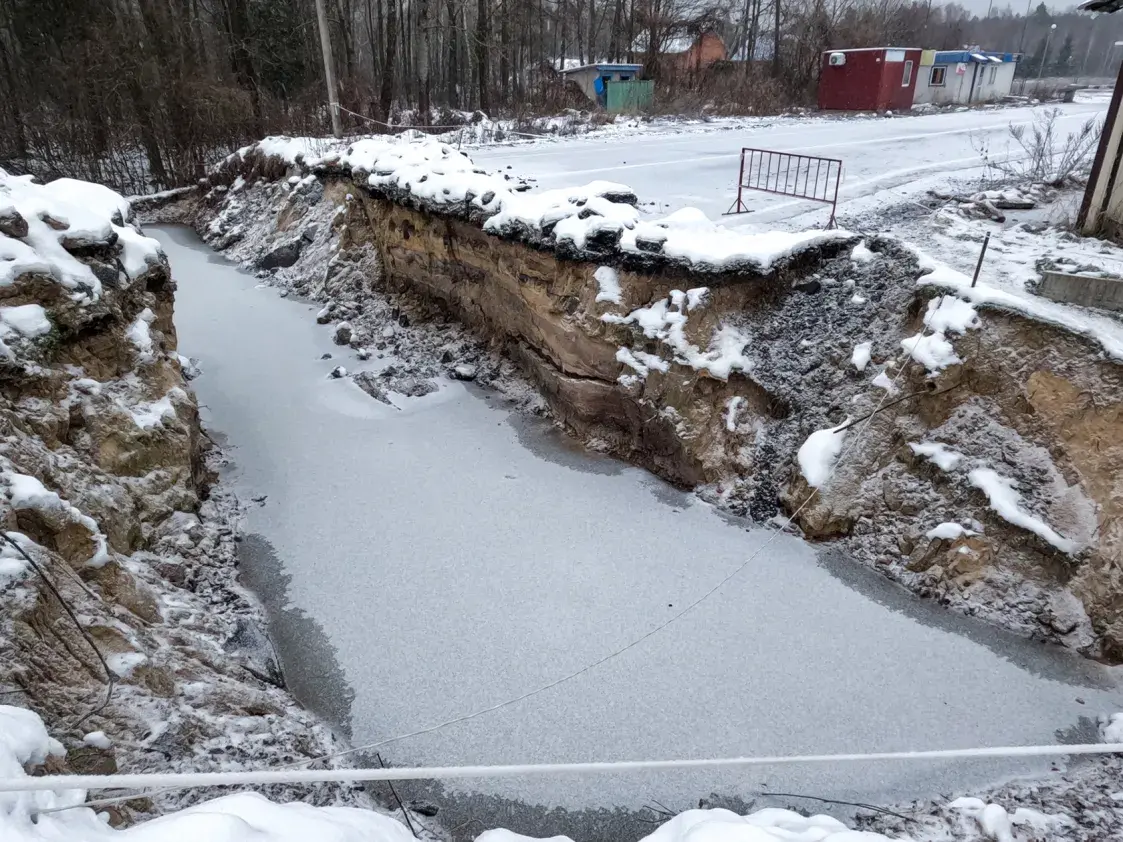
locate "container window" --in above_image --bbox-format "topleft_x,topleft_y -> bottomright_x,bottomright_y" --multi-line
930,66 -> 947,86
902,60 -> 913,86
988,65 -> 998,84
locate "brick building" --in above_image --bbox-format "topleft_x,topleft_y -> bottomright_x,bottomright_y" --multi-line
633,29 -> 728,74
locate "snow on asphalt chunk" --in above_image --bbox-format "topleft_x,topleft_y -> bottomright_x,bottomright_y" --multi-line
851,241 -> 876,263
949,796 -> 1074,842
969,468 -> 1076,554
798,419 -> 849,488
851,341 -> 872,371
81,730 -> 112,749
901,330 -> 961,372
593,265 -> 622,304
926,522 -> 976,540
0,235 -> 50,288
1,170 -> 163,297
909,441 -> 964,471
924,295 -> 979,334
1103,713 -> 1123,743
871,370 -> 898,393
624,213 -> 852,272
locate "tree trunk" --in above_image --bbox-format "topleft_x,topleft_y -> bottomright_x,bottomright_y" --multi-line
586,0 -> 596,64
446,0 -> 459,107
608,0 -> 623,61
222,0 -> 263,135
771,0 -> 780,78
499,0 -> 509,108
380,0 -> 397,121
476,0 -> 490,112
418,0 -> 431,121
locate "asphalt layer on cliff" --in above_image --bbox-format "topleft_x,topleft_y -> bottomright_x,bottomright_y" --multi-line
158,224 -> 1123,842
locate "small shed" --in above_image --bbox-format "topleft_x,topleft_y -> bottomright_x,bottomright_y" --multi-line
817,47 -> 922,112
913,51 -> 1020,106
561,63 -> 645,108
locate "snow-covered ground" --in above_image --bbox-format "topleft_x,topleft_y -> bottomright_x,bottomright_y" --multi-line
158,224 -> 1123,841
465,96 -> 1123,364
469,98 -> 1110,226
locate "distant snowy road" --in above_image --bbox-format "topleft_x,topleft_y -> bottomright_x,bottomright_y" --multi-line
471,99 -> 1110,227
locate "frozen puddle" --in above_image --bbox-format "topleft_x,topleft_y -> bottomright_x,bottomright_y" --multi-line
159,225 -> 1123,840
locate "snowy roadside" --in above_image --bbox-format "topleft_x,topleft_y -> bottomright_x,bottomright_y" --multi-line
186,89 -> 1114,180
423,90 -> 1116,153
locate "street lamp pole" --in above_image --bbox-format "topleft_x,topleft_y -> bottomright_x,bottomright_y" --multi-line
1109,42 -> 1123,78
1036,23 -> 1057,84
1018,0 -> 1032,57
1080,15 -> 1097,81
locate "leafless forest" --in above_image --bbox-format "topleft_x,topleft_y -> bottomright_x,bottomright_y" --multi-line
0,0 -> 1118,193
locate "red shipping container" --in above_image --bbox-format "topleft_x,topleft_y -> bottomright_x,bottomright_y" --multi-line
817,47 -> 922,112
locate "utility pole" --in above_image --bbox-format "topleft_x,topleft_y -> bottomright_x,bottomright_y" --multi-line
315,0 -> 343,138
1018,0 -> 1031,58
1036,23 -> 1057,84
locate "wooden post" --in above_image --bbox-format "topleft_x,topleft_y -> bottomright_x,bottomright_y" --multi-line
315,0 -> 343,138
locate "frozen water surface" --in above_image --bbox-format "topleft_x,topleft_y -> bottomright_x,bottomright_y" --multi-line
158,225 -> 1123,839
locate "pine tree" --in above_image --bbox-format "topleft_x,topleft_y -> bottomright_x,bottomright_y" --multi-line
1053,33 -> 1074,77
1025,35 -> 1048,78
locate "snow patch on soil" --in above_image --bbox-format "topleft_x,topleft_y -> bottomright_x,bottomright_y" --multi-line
798,420 -> 849,488
968,468 -> 1077,554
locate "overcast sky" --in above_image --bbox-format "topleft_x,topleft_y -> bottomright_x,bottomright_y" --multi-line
945,0 -> 1082,16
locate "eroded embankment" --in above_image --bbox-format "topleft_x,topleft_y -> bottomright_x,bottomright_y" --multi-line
155,135 -> 1123,663
0,174 -> 363,822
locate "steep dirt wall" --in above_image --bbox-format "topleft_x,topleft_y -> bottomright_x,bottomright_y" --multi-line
0,181 -> 359,821
795,299 -> 1123,658
347,190 -> 836,486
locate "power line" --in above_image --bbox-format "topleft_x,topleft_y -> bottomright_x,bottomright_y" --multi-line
10,743 -> 1123,795
0,532 -> 115,730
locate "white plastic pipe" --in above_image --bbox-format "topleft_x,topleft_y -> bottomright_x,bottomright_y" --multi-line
3,743 -> 1122,793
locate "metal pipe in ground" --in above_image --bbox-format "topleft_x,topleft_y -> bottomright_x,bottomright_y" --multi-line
971,233 -> 991,288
